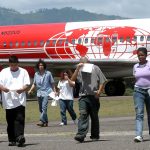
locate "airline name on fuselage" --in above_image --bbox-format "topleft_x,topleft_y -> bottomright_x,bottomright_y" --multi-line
1,30 -> 20,35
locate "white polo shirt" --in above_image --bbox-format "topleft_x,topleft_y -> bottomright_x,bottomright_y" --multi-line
0,67 -> 30,109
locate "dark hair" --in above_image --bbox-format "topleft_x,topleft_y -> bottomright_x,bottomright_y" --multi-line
137,47 -> 147,56
36,59 -> 47,70
9,55 -> 19,63
60,69 -> 73,80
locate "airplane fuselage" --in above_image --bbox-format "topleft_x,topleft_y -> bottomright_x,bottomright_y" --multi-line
0,18 -> 150,61
1,18 -> 150,96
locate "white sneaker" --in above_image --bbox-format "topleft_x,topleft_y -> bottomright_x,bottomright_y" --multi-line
134,136 -> 143,142
59,122 -> 64,126
73,119 -> 78,125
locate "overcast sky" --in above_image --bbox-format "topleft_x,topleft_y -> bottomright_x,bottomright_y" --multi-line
0,0 -> 149,19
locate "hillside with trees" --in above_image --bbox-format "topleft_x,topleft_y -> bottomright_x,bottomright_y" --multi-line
0,7 -> 128,25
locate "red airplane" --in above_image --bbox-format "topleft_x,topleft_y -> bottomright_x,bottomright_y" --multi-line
0,18 -> 150,96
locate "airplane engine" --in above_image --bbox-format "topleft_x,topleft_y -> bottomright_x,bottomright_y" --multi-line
104,80 -> 125,96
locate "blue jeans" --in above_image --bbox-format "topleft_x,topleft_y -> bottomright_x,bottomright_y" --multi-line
133,87 -> 150,136
37,96 -> 48,123
59,99 -> 77,125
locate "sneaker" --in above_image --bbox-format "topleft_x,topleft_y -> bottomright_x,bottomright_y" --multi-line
134,136 -> 143,142
59,122 -> 64,126
43,123 -> 48,127
8,142 -> 16,146
73,119 -> 78,125
74,135 -> 84,143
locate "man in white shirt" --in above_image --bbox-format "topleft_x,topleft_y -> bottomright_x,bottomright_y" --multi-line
0,55 -> 30,147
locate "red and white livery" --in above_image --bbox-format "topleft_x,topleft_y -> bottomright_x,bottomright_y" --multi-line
0,18 -> 150,96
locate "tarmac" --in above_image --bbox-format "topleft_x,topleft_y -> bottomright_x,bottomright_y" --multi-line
0,96 -> 150,149
0,116 -> 150,149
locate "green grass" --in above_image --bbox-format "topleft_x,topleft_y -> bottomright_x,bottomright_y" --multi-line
100,97 -> 135,117
0,96 -> 135,124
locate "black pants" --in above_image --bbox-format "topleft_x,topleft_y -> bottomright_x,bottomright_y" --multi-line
77,95 -> 100,138
6,105 -> 25,142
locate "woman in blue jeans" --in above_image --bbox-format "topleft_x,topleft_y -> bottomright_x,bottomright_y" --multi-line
57,70 -> 77,126
133,47 -> 150,142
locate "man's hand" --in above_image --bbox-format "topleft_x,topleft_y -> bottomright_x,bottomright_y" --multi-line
76,63 -> 84,70
2,87 -> 9,93
28,90 -> 32,95
16,89 -> 24,94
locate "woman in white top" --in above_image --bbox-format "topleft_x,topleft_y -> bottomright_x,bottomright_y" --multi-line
57,70 -> 77,125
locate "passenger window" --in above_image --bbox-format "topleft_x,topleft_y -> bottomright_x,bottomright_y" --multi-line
65,39 -> 68,44
120,37 -> 124,43
91,38 -> 95,43
9,42 -> 13,47
133,36 -> 137,42
85,38 -> 88,44
52,40 -> 56,46
34,41 -> 37,46
16,42 -> 19,47
40,40 -> 44,46
72,39 -> 75,45
147,35 -> 150,41
3,42 -> 6,47
112,37 -> 117,42
126,37 -> 130,42
21,41 -> 25,47
78,38 -> 82,44
140,36 -> 144,41
105,37 -> 110,43
46,40 -> 50,46
28,41 -> 31,46
97,37 -> 103,44
58,40 -> 63,45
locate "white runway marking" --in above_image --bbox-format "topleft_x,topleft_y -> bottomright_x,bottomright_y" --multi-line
0,131 -> 149,137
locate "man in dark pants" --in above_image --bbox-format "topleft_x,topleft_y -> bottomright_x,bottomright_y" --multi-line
71,57 -> 107,142
0,55 -> 30,147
